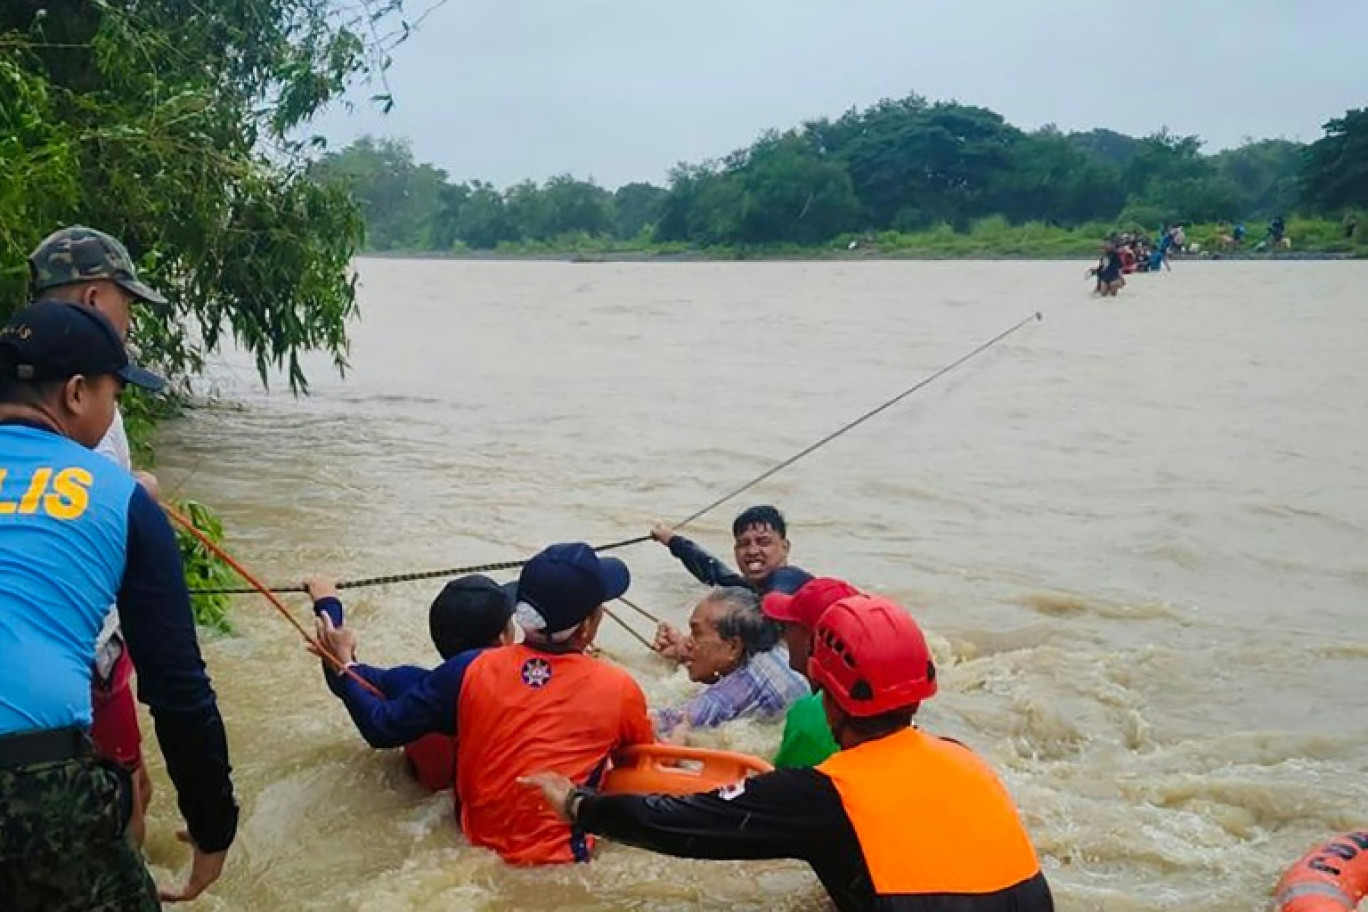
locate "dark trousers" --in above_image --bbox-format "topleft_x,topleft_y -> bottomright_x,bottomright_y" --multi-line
0,754 -> 159,911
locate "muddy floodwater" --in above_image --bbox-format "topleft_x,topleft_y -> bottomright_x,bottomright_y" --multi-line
143,258 -> 1368,911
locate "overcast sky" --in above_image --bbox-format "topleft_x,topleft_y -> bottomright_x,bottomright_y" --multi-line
311,0 -> 1366,189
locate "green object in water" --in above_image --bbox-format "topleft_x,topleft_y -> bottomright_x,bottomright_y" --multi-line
774,692 -> 838,768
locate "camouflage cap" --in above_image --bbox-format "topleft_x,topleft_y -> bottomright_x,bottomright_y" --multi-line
28,226 -> 168,308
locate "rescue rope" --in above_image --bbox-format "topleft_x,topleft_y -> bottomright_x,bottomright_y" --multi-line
163,503 -> 385,698
194,558 -> 532,595
188,311 -> 1042,597
665,310 -> 1043,530
617,595 -> 663,626
603,608 -> 659,652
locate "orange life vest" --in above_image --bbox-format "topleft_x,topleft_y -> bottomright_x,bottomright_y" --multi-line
817,728 -> 1041,896
455,644 -> 654,865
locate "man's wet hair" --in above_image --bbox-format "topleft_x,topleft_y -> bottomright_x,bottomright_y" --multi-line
732,505 -> 787,539
706,587 -> 780,660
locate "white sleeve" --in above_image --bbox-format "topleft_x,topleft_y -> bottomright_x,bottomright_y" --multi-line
92,409 -> 133,679
95,407 -> 132,471
94,609 -> 124,680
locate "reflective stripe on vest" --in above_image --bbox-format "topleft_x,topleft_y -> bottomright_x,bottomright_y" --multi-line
817,728 -> 1041,896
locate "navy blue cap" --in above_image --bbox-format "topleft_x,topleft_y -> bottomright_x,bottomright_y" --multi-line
429,574 -> 515,659
765,566 -> 814,596
510,542 -> 630,636
0,300 -> 165,392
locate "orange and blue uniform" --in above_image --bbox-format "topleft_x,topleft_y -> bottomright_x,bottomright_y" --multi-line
457,644 -> 653,864
325,642 -> 654,864
323,541 -> 647,864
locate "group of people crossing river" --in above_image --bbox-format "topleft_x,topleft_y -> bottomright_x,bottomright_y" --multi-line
0,225 -> 1054,911
1088,224 -> 1186,296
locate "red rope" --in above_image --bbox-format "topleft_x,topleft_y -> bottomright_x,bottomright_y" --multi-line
163,503 -> 384,698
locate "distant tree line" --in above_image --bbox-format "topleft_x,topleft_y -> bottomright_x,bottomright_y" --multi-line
312,94 -> 1368,251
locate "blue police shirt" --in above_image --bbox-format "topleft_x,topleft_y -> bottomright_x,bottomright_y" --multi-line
0,419 -> 239,852
0,423 -> 134,733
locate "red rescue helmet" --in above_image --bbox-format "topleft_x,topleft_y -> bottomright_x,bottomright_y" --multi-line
761,577 -> 860,630
808,594 -> 937,717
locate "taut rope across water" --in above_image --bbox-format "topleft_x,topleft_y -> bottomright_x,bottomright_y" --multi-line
189,312 -> 1044,613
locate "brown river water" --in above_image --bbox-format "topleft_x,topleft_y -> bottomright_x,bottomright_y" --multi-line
140,258 -> 1368,911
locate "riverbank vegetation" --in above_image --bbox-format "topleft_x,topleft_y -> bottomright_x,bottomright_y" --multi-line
0,2 -> 403,386
2,1 -> 435,625
317,97 -> 1367,258
407,215 -> 1360,261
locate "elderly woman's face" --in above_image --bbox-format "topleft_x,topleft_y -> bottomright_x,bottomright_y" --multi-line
684,598 -> 743,684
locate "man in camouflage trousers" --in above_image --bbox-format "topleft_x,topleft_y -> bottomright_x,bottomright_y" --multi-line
0,746 -> 159,909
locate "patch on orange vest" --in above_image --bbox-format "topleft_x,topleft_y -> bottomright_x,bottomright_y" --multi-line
520,657 -> 552,689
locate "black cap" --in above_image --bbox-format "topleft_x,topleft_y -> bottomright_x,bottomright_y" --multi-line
429,575 -> 516,660
0,301 -> 165,392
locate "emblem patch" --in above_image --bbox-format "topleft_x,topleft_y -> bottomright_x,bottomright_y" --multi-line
521,657 -> 553,689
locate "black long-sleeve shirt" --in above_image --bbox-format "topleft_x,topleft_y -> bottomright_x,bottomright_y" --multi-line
666,535 -> 811,594
118,484 -> 238,853
577,767 -> 1053,912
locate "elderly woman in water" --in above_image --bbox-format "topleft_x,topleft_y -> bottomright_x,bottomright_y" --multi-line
653,587 -> 810,742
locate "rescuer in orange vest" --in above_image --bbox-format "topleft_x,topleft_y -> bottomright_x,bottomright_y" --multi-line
315,542 -> 655,865
522,594 -> 1054,912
